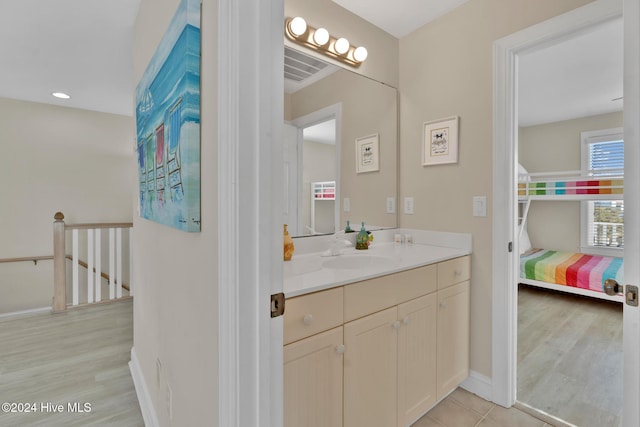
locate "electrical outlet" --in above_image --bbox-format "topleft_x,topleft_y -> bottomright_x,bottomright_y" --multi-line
386,197 -> 395,214
404,197 -> 414,214
343,197 -> 350,212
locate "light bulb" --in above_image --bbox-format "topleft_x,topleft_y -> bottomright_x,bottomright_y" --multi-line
313,28 -> 330,46
289,17 -> 307,37
334,37 -> 350,55
353,46 -> 368,62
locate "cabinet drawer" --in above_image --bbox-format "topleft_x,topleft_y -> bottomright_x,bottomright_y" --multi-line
284,287 -> 344,345
344,265 -> 437,322
437,256 -> 470,290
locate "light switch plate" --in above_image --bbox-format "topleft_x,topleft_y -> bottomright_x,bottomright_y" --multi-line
343,197 -> 350,212
386,197 -> 396,214
404,197 -> 414,214
473,196 -> 487,217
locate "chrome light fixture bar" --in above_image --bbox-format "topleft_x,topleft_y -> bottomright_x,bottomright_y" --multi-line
284,17 -> 368,67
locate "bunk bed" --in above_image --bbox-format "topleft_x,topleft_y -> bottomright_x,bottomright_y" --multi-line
518,166 -> 624,302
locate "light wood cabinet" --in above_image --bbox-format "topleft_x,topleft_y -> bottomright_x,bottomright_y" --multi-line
436,280 -> 470,400
284,326 -> 344,427
344,307 -> 399,427
397,293 -> 438,427
283,255 -> 470,427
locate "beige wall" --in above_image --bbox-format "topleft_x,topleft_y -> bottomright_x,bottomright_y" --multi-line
399,0 -> 595,378
290,69 -> 398,231
519,111 -> 622,252
285,0 -> 399,87
0,98 -> 133,314
132,0 -> 218,425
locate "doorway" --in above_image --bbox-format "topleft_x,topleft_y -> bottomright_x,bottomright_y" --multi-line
515,17 -> 624,425
492,1 -> 640,427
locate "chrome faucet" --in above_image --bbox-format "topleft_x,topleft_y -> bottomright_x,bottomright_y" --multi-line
325,232 -> 352,256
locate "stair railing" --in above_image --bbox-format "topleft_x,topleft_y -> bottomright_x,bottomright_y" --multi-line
53,212 -> 133,312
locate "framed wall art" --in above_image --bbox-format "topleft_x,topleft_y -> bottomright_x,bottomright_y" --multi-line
355,133 -> 379,173
135,0 -> 201,232
422,116 -> 459,166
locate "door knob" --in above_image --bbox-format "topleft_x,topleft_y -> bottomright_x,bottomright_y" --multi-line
604,279 -> 622,296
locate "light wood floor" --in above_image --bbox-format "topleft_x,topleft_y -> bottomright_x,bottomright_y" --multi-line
0,299 -> 144,426
517,284 -> 623,427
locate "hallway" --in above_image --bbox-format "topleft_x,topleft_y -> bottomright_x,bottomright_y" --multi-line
0,299 -> 143,426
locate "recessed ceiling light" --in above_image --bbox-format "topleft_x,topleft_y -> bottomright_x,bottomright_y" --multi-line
52,92 -> 71,99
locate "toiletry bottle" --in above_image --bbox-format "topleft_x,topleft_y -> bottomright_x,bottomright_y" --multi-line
345,220 -> 354,233
356,222 -> 368,250
283,224 -> 294,261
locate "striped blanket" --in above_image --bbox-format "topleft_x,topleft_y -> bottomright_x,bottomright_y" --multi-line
520,249 -> 623,293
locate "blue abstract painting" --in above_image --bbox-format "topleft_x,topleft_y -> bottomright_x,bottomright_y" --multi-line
135,0 -> 201,232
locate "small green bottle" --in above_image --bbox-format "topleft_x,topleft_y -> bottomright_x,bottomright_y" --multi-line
356,222 -> 368,250
345,220 -> 354,233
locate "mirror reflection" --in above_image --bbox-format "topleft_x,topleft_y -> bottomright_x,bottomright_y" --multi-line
283,46 -> 398,237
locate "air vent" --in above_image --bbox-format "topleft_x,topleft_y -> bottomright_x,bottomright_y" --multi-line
284,46 -> 329,82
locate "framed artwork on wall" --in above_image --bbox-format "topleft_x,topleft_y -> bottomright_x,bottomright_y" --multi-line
422,116 -> 459,166
135,0 -> 201,232
355,133 -> 379,173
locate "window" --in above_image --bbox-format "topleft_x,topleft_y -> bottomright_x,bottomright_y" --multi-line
580,128 -> 624,253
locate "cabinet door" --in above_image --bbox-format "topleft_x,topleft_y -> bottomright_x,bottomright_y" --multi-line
344,307 -> 398,427
436,281 -> 470,400
284,327 -> 343,427
397,293 -> 437,427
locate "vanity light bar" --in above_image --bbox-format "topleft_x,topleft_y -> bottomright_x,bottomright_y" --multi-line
284,17 -> 368,67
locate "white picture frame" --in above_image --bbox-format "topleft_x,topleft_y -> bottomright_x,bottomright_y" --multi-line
355,133 -> 379,173
422,116 -> 459,166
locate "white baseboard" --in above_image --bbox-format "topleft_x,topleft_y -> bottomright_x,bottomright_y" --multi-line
129,347 -> 160,427
460,370 -> 493,402
0,306 -> 51,321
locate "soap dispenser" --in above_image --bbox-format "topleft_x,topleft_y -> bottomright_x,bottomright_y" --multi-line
356,222 -> 368,250
345,220 -> 354,233
283,224 -> 294,261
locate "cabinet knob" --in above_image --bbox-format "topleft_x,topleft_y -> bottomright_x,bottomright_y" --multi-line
392,320 -> 401,330
440,302 -> 447,309
303,314 -> 314,325
454,269 -> 462,276
335,344 -> 345,354
402,316 -> 410,325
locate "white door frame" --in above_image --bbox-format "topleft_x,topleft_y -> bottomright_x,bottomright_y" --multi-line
491,0 -> 635,414
218,0 -> 284,426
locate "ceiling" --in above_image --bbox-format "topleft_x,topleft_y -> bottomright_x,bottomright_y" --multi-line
0,0 -> 140,117
0,1 -> 623,127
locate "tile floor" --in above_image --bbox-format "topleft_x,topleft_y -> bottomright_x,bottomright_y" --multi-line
412,388 -> 556,427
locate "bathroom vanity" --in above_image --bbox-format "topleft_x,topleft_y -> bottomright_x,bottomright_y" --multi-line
283,230 -> 471,427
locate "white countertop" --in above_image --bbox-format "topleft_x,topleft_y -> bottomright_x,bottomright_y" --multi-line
284,229 -> 472,298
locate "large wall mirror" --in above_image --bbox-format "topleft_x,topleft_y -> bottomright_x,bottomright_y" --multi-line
283,46 -> 398,237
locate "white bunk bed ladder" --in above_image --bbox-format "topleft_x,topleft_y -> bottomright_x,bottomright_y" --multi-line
518,199 -> 531,239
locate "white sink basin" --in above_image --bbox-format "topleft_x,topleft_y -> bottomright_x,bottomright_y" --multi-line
322,254 -> 395,270
284,258 -> 323,277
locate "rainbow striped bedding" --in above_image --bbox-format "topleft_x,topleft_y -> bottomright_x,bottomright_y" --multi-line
520,249 -> 623,293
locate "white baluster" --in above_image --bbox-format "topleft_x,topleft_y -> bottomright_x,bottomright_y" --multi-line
72,229 -> 79,306
109,228 -> 115,300
95,229 -> 102,302
116,228 -> 123,299
129,227 -> 134,296
87,229 -> 94,303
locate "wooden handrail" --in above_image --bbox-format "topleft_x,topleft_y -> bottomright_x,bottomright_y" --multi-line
65,222 -> 133,230
65,255 -> 130,291
0,256 -> 54,264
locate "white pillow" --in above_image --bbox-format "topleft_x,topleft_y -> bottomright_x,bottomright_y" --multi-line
519,228 -> 532,255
